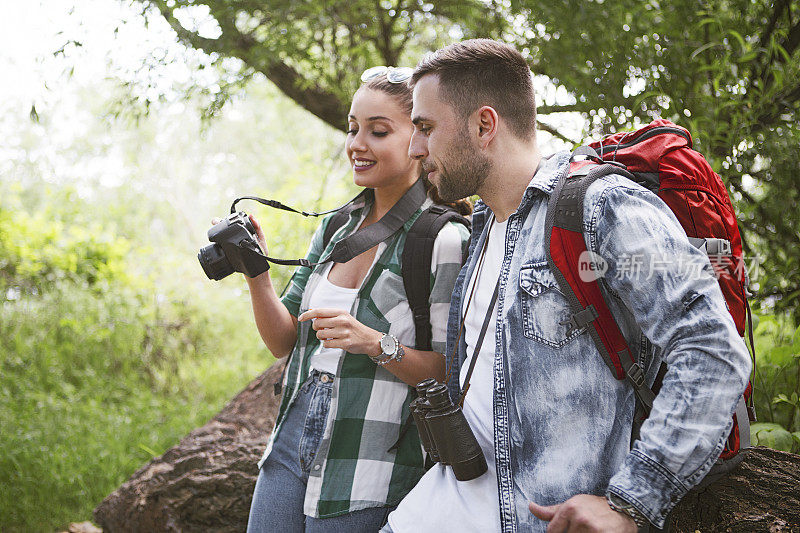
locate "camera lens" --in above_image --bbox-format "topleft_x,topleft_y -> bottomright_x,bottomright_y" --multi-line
198,243 -> 235,280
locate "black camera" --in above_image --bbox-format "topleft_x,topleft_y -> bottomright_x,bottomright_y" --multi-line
198,212 -> 269,280
411,380 -> 488,481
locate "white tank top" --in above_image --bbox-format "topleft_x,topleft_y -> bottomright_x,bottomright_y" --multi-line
306,262 -> 360,375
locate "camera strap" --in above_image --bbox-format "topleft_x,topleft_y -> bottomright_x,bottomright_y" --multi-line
448,215 -> 501,407
458,280 -> 500,406
247,179 -> 428,268
229,192 -> 367,218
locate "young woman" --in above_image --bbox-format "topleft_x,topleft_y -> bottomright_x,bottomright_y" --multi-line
242,68 -> 472,532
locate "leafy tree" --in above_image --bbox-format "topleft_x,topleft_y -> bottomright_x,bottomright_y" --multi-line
143,0 -> 502,127
0,186 -> 131,295
751,314 -> 800,446
143,0 -> 800,319
510,0 -> 800,319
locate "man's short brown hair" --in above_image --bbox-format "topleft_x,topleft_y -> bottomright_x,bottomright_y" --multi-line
411,39 -> 537,140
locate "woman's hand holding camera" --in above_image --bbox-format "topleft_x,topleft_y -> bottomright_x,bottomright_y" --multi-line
298,308 -> 383,358
206,213 -> 269,283
246,215 -> 269,256
210,214 -> 268,256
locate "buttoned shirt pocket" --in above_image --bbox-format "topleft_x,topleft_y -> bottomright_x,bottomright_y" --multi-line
519,262 -> 584,348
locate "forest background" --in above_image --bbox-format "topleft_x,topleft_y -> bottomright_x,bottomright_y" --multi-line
1,0 -> 799,531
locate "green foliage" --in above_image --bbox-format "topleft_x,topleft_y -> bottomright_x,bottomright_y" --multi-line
750,423 -> 797,453
146,0 -> 800,320
512,0 -> 800,319
0,57 -> 351,530
0,281 -> 269,531
5,3 -> 798,528
141,0 -> 502,127
751,314 -> 800,453
0,185 -> 131,295
0,145 -> 280,530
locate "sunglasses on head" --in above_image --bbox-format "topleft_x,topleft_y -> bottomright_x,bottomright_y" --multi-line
360,66 -> 414,84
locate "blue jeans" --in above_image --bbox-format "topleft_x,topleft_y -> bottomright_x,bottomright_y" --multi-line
247,370 -> 394,532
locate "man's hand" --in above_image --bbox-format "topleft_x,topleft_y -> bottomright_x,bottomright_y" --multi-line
528,494 -> 637,532
298,308 -> 382,357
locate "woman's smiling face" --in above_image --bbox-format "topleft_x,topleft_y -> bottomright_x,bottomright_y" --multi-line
345,88 -> 419,190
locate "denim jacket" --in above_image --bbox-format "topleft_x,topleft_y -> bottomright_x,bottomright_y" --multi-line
443,152 -> 752,531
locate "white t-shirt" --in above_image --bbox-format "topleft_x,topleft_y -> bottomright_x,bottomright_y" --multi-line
388,217 -> 506,533
306,262 -> 360,375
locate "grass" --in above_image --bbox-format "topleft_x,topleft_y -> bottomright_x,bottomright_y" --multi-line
0,282 -> 273,532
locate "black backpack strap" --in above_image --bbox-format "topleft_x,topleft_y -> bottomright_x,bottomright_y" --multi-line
402,205 -> 471,351
388,206 -> 470,451
322,204 -> 356,249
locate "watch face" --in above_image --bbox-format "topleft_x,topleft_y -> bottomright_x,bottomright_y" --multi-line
380,334 -> 396,355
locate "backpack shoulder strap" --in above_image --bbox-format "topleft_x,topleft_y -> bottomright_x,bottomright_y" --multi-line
402,205 -> 471,351
545,155 -> 656,411
322,203 -> 357,249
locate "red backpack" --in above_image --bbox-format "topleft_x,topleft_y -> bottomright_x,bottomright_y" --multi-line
544,119 -> 755,471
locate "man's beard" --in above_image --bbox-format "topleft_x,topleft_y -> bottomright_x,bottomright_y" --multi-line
433,131 -> 491,202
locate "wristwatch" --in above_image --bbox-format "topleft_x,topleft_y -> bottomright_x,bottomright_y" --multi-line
370,333 -> 405,366
606,492 -> 649,529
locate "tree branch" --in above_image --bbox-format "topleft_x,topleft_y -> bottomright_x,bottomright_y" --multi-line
784,19 -> 800,57
148,1 -> 349,132
755,3 -> 800,95
260,62 -> 349,132
538,103 -> 591,115
537,120 -> 579,145
373,0 -> 398,65
150,1 -> 224,53
758,0 -> 789,52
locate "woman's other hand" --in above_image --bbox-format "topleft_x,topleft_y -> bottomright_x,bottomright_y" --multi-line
298,308 -> 382,357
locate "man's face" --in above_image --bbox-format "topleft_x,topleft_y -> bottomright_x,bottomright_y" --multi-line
409,74 -> 490,202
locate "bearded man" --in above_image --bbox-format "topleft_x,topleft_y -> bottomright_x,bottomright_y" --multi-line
382,39 -> 751,533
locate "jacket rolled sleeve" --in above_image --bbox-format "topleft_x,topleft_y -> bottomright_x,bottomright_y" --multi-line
589,179 -> 752,526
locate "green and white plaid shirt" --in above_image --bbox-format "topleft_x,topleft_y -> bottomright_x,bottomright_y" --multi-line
257,190 -> 470,518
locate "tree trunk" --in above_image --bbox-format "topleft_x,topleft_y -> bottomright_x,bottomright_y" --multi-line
93,361 -> 285,532
667,446 -> 800,532
94,361 -> 800,532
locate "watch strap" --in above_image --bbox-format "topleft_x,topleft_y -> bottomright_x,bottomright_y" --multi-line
369,351 -> 392,364
371,334 -> 404,365
377,343 -> 404,366
606,492 -> 649,528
